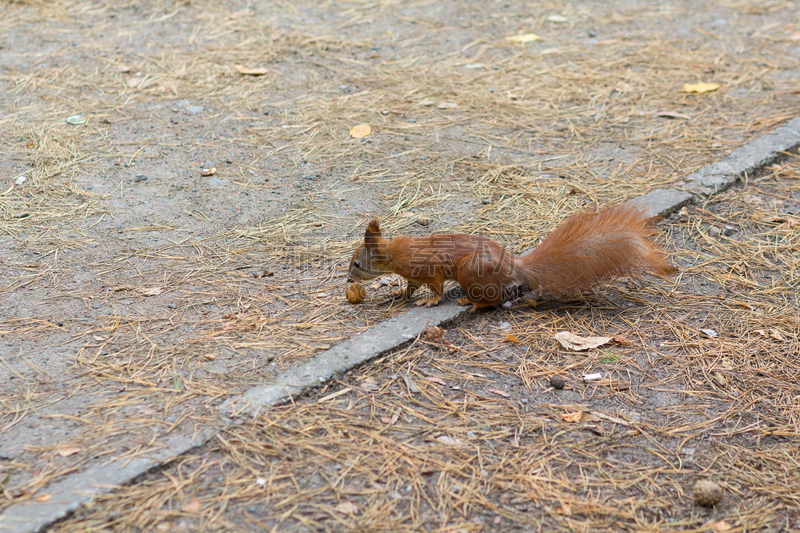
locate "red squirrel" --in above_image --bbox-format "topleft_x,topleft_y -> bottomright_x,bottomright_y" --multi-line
347,203 -> 675,311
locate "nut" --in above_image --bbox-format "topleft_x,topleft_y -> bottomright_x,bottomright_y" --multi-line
346,282 -> 366,304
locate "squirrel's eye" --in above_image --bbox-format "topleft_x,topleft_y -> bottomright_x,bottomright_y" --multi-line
354,261 -> 361,269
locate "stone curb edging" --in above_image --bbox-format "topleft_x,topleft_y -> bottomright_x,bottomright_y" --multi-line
2,116 -> 799,533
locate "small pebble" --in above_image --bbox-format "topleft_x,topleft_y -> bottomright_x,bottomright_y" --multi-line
481,198 -> 491,205
134,174 -> 148,183
708,225 -> 721,236
723,225 -> 736,236
693,480 -> 723,507
12,212 -> 30,218
588,29 -> 597,37
550,376 -> 565,389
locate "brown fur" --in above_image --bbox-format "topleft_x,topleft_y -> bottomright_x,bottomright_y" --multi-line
348,204 -> 675,311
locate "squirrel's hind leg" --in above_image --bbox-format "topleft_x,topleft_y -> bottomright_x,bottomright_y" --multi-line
457,296 -> 498,312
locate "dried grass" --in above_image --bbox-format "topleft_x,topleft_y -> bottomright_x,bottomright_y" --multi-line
1,0 -> 800,528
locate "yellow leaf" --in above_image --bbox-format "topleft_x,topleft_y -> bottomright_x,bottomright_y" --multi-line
136,287 -> 163,296
235,64 -> 269,76
712,520 -> 731,532
682,82 -> 720,93
37,494 -> 51,502
349,123 -> 371,138
506,33 -> 542,43
182,496 -> 202,513
57,447 -> 81,457
334,501 -> 359,515
561,411 -> 583,423
554,331 -> 612,351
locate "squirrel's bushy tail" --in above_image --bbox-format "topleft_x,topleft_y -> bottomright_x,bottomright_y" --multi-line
515,203 -> 675,298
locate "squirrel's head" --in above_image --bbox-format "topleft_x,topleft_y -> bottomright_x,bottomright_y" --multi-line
347,219 -> 391,282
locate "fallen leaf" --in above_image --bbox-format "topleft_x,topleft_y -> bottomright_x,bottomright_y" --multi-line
398,211 -> 416,218
506,33 -> 542,43
334,501 -> 359,515
417,97 -> 437,106
57,447 -> 81,457
136,287 -> 163,296
488,389 -> 510,398
437,101 -> 458,109
682,82 -> 720,93
200,167 -> 217,176
712,520 -> 732,532
255,477 -> 267,486
361,378 -> 380,392
37,494 -> 51,502
561,411 -> 583,423
699,328 -> 718,338
381,414 -> 399,425
182,496 -> 201,513
349,123 -> 371,138
655,110 -> 691,119
403,375 -> 421,393
611,334 -> 632,346
235,64 -> 269,76
546,14 -> 568,22
504,334 -> 520,343
126,77 -> 141,88
554,331 -> 612,351
116,64 -> 132,73
427,376 -> 446,385
743,194 -> 764,206
436,435 -> 464,446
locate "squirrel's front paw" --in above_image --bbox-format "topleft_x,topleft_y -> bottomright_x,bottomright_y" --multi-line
415,296 -> 441,307
388,288 -> 407,299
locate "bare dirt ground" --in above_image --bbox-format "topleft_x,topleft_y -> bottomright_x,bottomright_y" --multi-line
0,0 -> 799,530
49,163 -> 800,532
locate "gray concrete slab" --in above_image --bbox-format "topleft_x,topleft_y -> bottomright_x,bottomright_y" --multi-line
625,189 -> 694,219
683,116 -> 800,196
0,428 -> 216,533
224,292 -> 469,417
3,115 -> 800,533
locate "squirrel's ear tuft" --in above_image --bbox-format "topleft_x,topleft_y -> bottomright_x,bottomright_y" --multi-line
365,219 -> 381,246
367,219 -> 381,235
